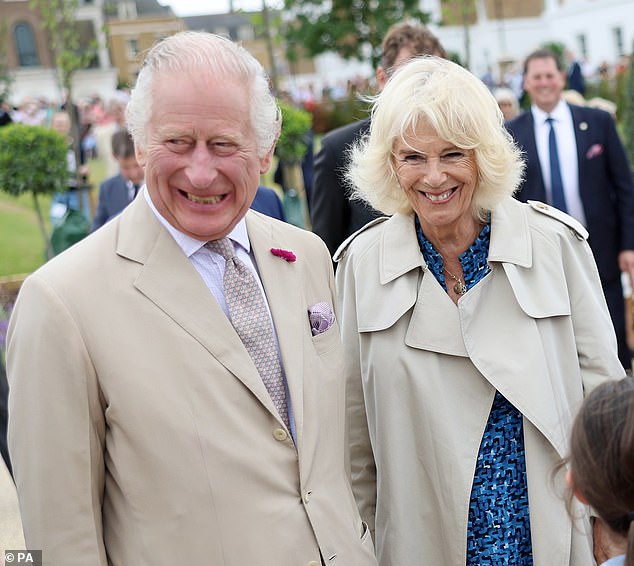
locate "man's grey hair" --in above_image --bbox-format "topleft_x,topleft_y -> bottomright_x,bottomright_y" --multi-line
126,31 -> 280,158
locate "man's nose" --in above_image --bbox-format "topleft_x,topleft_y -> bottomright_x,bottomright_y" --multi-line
186,143 -> 218,188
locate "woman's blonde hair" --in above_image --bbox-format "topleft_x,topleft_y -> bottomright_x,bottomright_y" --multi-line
346,56 -> 524,221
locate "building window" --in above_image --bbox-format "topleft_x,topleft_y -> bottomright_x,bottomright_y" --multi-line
237,26 -> 254,42
613,26 -> 624,57
126,38 -> 139,59
14,22 -> 40,67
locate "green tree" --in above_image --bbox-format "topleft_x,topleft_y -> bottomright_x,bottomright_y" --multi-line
282,0 -> 431,68
0,124 -> 69,260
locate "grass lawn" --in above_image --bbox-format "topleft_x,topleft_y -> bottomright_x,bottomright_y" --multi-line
0,192 -> 51,277
0,158 -> 107,278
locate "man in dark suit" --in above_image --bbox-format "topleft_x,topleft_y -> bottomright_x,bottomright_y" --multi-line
92,129 -> 144,231
251,186 -> 286,221
310,22 -> 447,257
506,48 -> 634,370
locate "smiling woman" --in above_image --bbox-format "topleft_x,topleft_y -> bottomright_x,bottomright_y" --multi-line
335,55 -> 625,566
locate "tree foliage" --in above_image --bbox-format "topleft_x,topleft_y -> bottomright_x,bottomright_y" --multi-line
29,0 -> 97,92
0,125 -> 68,197
276,101 -> 312,164
282,0 -> 431,68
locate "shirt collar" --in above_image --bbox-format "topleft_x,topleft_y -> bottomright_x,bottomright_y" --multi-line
143,189 -> 250,258
531,98 -> 569,124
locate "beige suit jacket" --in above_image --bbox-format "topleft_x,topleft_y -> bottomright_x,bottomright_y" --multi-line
7,196 -> 377,566
335,197 -> 625,566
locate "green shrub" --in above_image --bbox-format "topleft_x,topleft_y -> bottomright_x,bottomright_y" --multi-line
0,123 -> 69,259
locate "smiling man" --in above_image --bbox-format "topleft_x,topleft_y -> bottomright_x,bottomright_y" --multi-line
506,48 -> 634,371
7,32 -> 378,566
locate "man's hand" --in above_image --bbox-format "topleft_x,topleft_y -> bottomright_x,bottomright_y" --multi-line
618,250 -> 634,289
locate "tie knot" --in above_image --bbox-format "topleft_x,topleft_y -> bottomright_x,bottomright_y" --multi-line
546,116 -> 555,126
206,237 -> 236,261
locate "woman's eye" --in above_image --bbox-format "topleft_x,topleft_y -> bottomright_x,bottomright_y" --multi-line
443,151 -> 465,160
403,154 -> 425,163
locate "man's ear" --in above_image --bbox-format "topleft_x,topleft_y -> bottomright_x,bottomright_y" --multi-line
259,135 -> 279,174
135,145 -> 147,168
565,468 -> 589,504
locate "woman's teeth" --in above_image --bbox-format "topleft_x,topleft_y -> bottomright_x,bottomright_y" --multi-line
425,189 -> 454,202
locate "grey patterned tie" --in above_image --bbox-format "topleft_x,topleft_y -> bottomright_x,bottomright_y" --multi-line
207,237 -> 289,429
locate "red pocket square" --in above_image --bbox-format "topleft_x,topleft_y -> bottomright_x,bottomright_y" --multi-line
586,144 -> 603,159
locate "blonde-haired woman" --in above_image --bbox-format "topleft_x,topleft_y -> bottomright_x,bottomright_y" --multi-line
335,56 -> 624,565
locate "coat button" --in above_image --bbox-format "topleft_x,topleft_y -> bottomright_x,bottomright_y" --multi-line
303,490 -> 312,504
272,428 -> 288,441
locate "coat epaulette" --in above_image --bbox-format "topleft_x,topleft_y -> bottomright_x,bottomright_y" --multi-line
333,216 -> 389,263
527,200 -> 588,241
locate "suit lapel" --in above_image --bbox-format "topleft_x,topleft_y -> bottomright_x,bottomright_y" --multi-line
570,105 -> 592,195
115,198 -> 281,418
246,211 -> 305,437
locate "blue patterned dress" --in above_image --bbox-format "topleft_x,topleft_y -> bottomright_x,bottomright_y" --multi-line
416,218 -> 534,565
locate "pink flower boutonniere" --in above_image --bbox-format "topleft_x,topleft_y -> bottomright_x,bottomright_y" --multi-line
586,143 -> 604,159
270,248 -> 297,262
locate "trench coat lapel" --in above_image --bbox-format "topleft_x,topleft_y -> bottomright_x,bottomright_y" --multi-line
459,198 -> 569,456
115,198 -> 281,421
378,213 -> 469,356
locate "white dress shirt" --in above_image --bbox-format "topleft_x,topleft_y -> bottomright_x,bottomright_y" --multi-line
531,100 -> 587,226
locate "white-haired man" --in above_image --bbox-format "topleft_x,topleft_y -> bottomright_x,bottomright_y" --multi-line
7,31 -> 377,566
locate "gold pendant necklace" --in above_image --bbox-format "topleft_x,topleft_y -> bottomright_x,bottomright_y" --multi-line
444,267 -> 467,295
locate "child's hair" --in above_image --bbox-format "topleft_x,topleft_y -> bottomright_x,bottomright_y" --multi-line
569,378 -> 634,565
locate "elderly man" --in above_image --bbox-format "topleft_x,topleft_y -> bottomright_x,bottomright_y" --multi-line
7,31 -> 377,566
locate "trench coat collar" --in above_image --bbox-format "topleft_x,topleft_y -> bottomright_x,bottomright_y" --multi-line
379,197 -> 532,281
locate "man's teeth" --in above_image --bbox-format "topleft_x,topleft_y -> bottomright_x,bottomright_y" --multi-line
187,193 -> 223,204
426,189 -> 453,202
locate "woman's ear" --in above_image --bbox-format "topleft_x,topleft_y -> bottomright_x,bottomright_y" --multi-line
565,468 -> 589,504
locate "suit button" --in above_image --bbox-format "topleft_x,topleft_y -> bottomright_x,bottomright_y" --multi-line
272,428 -> 288,441
303,490 -> 312,504
307,562 -> 320,566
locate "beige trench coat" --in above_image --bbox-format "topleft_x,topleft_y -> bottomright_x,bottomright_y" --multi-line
335,197 -> 624,566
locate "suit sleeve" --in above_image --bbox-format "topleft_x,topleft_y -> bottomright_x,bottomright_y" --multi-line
601,113 -> 634,251
311,136 -> 350,257
7,275 -> 107,565
335,249 -> 377,536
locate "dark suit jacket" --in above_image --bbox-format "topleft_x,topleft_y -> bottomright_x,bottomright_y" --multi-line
92,173 -> 135,231
251,186 -> 286,222
506,104 -> 634,284
310,119 -> 383,256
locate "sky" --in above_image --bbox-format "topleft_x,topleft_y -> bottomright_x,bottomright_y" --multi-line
162,0 -> 283,17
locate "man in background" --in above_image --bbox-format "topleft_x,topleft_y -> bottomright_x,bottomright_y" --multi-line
310,21 -> 447,257
506,48 -> 634,371
92,129 -> 144,231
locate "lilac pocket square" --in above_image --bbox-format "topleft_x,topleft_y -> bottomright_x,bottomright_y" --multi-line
308,302 -> 335,336
586,143 -> 603,159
